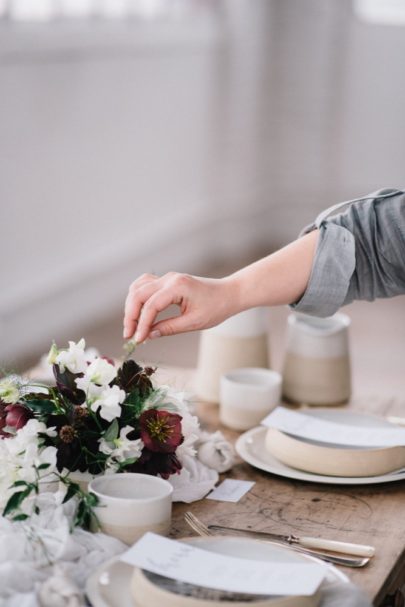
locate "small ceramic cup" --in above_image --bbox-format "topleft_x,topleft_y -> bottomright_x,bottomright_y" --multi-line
89,473 -> 173,545
219,368 -> 282,431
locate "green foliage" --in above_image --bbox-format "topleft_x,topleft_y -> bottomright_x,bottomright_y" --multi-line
13,513 -> 29,521
24,399 -> 58,415
59,477 -> 100,531
3,485 -> 33,517
120,388 -> 146,425
116,456 -> 137,471
103,419 -> 119,443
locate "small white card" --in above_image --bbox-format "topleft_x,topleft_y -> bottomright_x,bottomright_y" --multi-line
261,406 -> 405,448
121,532 -> 326,596
206,479 -> 255,502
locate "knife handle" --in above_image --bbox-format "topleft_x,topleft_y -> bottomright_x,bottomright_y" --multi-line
297,536 -> 375,557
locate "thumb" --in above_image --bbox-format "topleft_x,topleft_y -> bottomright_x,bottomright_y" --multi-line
148,314 -> 199,339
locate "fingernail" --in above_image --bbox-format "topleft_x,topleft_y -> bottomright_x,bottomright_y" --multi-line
134,331 -> 141,343
150,330 -> 161,340
123,329 -> 129,339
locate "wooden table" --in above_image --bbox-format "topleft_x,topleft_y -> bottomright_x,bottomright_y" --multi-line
157,367 -> 405,607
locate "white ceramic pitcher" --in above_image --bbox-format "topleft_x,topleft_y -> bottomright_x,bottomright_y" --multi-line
195,308 -> 270,403
282,312 -> 351,405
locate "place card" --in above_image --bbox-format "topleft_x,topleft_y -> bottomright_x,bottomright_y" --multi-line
261,407 -> 405,448
121,532 -> 326,596
206,479 -> 255,502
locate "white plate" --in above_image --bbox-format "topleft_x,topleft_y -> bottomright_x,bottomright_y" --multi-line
236,426 -> 405,485
85,536 -> 347,607
270,408 -> 405,447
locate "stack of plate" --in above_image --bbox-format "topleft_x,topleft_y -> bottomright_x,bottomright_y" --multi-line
86,536 -> 347,607
236,410 -> 405,485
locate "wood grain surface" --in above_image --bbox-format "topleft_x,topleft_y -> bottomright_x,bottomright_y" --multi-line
157,367 -> 405,607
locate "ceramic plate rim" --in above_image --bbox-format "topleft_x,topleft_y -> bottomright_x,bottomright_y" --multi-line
85,535 -> 348,607
236,426 -> 405,485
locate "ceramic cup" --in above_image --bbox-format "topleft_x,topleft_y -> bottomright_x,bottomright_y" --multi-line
89,473 -> 173,545
282,312 -> 351,406
219,367 -> 282,431
195,308 -> 270,403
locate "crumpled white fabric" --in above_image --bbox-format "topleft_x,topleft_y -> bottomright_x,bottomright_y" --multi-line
37,566 -> 81,607
169,455 -> 219,503
196,431 -> 235,474
0,492 -> 126,607
169,429 -> 236,502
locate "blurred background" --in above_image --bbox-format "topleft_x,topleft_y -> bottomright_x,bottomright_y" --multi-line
2,0 -> 405,392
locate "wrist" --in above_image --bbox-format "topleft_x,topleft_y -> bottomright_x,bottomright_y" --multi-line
221,273 -> 247,316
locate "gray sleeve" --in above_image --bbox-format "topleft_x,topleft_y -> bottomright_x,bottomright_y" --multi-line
291,188 -> 405,317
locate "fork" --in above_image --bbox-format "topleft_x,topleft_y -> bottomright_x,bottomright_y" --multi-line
184,512 -> 370,568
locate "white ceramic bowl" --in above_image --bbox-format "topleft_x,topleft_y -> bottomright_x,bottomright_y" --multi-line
89,473 -> 173,545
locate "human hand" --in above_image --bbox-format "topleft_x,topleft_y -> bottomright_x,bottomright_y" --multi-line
123,272 -> 240,343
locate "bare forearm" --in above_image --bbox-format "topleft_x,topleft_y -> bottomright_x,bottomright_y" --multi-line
124,230 -> 319,341
227,230 -> 319,311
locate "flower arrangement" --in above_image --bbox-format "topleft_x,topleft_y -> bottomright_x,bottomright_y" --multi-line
0,339 -> 207,528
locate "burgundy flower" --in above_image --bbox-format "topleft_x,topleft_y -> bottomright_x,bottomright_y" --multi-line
101,356 -> 115,366
5,404 -> 33,429
6,404 -> 34,430
139,409 -> 183,453
0,406 -> 8,437
130,449 -> 182,479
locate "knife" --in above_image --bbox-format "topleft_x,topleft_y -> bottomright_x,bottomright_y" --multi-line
207,524 -> 375,557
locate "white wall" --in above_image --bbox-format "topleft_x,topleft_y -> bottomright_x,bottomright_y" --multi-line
0,9 -> 271,364
2,0 -> 405,365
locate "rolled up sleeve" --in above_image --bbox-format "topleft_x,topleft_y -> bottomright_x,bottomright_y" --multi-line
291,189 -> 405,317
291,222 -> 355,317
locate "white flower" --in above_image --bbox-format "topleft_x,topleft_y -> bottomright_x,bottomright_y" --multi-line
84,358 -> 117,386
19,444 -> 57,483
99,425 -> 144,464
91,385 -> 125,422
6,420 -> 56,457
75,376 -> 103,401
177,412 -> 200,460
56,338 -> 88,374
75,357 -> 117,402
0,421 -> 58,508
143,386 -> 193,415
0,377 -> 20,404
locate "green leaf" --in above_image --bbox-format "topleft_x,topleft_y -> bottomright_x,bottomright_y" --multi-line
117,456 -> 137,470
13,513 -> 29,521
62,483 -> 79,504
24,399 -> 57,414
103,419 -> 119,443
86,492 -> 99,507
37,463 -> 51,471
11,480 -> 29,488
3,488 -> 32,517
122,388 -> 146,420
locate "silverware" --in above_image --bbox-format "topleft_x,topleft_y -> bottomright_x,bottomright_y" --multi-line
207,523 -> 375,558
184,512 -> 370,568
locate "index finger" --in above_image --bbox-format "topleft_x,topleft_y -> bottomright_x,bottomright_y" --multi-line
135,287 -> 182,343
123,277 -> 159,339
